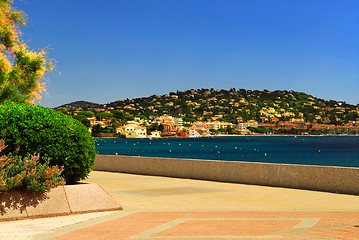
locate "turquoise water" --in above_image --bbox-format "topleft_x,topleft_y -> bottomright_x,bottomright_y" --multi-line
95,136 -> 359,168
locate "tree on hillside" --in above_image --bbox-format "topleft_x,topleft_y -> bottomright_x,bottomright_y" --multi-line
0,0 -> 52,104
72,114 -> 91,128
113,110 -> 125,119
95,112 -> 112,121
91,124 -> 102,134
77,110 -> 95,118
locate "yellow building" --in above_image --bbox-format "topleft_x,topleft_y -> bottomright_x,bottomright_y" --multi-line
117,123 -> 147,138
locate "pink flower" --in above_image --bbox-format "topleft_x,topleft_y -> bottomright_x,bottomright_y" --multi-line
33,153 -> 40,161
23,160 -> 28,169
59,165 -> 65,175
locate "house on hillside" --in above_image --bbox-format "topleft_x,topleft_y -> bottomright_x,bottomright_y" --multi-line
116,123 -> 147,138
188,129 -> 201,138
205,121 -> 234,130
236,123 -> 250,135
150,131 -> 161,138
290,118 -> 304,122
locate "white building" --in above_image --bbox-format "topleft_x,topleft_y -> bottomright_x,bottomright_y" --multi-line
188,129 -> 201,138
117,123 -> 147,138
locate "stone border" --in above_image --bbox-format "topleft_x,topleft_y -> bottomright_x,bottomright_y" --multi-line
95,155 -> 359,195
0,183 -> 122,222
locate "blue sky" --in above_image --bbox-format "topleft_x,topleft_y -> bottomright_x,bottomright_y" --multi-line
14,0 -> 359,107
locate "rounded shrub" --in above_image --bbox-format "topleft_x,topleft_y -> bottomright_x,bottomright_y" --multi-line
0,102 -> 96,184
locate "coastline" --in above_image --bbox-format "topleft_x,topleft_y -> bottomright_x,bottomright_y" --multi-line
214,133 -> 359,137
94,133 -> 359,139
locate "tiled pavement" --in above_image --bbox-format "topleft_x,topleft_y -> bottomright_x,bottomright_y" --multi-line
50,211 -> 359,239
5,171 -> 359,239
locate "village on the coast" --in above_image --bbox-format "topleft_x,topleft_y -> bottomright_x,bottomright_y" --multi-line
57,89 -> 359,138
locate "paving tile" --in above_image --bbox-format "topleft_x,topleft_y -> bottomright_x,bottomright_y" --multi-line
308,226 -> 359,240
64,183 -> 122,213
26,186 -> 71,218
50,211 -> 359,240
153,219 -> 301,236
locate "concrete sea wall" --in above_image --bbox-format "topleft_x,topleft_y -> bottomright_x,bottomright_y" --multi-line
94,155 -> 359,195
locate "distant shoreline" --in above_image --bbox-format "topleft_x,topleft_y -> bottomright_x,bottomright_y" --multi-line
94,133 -> 359,139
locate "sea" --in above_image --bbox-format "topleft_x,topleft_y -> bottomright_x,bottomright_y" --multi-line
95,136 -> 359,168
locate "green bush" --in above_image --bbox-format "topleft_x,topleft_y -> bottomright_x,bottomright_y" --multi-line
0,102 -> 96,184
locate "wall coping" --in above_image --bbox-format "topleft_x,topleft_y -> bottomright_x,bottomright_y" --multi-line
0,183 -> 122,222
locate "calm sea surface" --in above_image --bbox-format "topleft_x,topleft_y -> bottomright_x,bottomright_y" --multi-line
95,136 -> 359,168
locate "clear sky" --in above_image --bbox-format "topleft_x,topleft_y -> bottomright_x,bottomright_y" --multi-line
14,0 -> 359,108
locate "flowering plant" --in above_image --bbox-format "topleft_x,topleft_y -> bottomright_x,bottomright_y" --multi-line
0,0 -> 52,104
0,139 -> 65,193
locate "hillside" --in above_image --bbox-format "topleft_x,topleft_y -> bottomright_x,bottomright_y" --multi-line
56,89 -> 359,126
56,101 -> 103,111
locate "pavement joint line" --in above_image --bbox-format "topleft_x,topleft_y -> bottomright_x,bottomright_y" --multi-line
128,235 -> 286,239
270,222 -> 359,240
292,218 -> 321,229
126,217 -> 320,239
62,186 -> 72,214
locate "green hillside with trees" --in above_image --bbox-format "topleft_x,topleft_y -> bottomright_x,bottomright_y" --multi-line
57,88 -> 359,128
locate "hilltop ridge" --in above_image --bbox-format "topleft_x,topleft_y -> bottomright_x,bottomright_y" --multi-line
56,88 -> 359,126
56,101 -> 103,110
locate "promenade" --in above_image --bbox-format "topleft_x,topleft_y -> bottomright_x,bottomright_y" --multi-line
1,170 -> 359,239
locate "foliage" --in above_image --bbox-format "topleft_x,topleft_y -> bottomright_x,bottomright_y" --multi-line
209,128 -> 218,133
136,115 -> 148,120
91,124 -> 102,134
101,126 -> 115,133
147,123 -> 158,132
91,124 -> 116,135
0,0 -> 52,104
113,110 -> 125,119
72,114 -> 91,128
0,102 -> 96,184
59,88 -> 359,134
226,126 -> 237,134
217,128 -> 227,133
248,126 -> 271,133
95,112 -> 112,121
147,123 -> 164,132
77,111 -> 95,118
58,107 -> 69,115
0,139 -> 65,193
